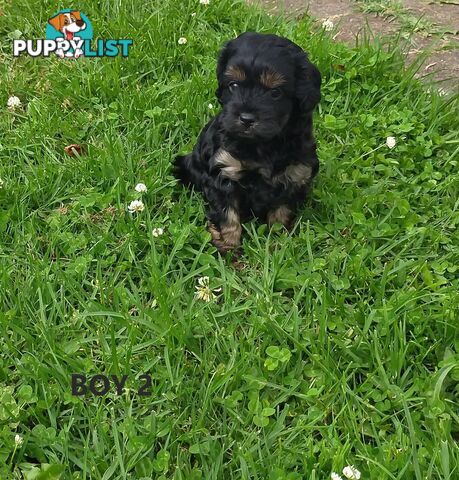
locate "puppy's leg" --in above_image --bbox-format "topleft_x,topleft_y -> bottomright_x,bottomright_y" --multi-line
267,205 -> 293,229
208,207 -> 242,253
208,204 -> 242,253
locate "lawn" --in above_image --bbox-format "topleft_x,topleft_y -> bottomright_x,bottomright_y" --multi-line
0,0 -> 458,479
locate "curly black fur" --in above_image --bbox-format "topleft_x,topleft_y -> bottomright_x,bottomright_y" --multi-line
174,32 -> 321,252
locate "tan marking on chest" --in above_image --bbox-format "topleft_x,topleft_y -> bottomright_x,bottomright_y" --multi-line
273,164 -> 312,187
214,151 -> 311,188
214,149 -> 244,181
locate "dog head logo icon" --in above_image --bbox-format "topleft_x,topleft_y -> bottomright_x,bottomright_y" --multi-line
48,11 -> 86,41
46,9 -> 93,58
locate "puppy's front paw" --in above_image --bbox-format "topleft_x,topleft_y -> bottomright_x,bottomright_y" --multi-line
208,222 -> 241,254
267,205 -> 293,230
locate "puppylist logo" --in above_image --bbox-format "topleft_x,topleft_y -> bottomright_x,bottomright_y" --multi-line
13,9 -> 133,59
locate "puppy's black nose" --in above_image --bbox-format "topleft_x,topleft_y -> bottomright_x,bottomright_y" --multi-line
76,19 -> 85,27
239,113 -> 255,126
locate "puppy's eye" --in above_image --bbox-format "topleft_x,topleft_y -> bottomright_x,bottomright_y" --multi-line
270,88 -> 283,99
228,82 -> 239,93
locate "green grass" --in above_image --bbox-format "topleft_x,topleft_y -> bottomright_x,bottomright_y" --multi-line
0,0 -> 458,479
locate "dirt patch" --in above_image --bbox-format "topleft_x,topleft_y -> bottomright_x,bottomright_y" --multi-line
249,0 -> 459,92
249,0 -> 400,42
403,0 -> 459,36
401,0 -> 459,88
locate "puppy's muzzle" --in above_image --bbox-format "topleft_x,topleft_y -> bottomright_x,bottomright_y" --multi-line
239,112 -> 255,127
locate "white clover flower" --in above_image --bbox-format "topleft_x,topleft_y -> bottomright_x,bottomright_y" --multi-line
386,136 -> 396,149
15,434 -> 23,446
322,19 -> 334,31
152,227 -> 164,237
342,465 -> 361,480
191,12 -> 197,17
194,276 -> 221,302
135,182 -> 148,193
208,103 -> 214,110
7,95 -> 22,110
331,473 -> 343,480
178,37 -> 188,45
200,0 -> 210,4
128,200 -> 145,213
0,178 -> 4,189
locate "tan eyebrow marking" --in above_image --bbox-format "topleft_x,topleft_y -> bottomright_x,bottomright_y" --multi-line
224,65 -> 246,82
260,69 -> 286,88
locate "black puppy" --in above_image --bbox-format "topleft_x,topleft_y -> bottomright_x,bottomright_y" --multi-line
175,32 -> 321,253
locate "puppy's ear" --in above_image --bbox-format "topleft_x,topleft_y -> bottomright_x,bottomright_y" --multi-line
293,48 -> 321,114
48,14 -> 64,32
215,40 -> 235,104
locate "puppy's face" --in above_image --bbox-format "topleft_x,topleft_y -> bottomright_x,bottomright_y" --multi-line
48,11 -> 86,40
219,61 -> 294,140
216,33 -> 321,141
